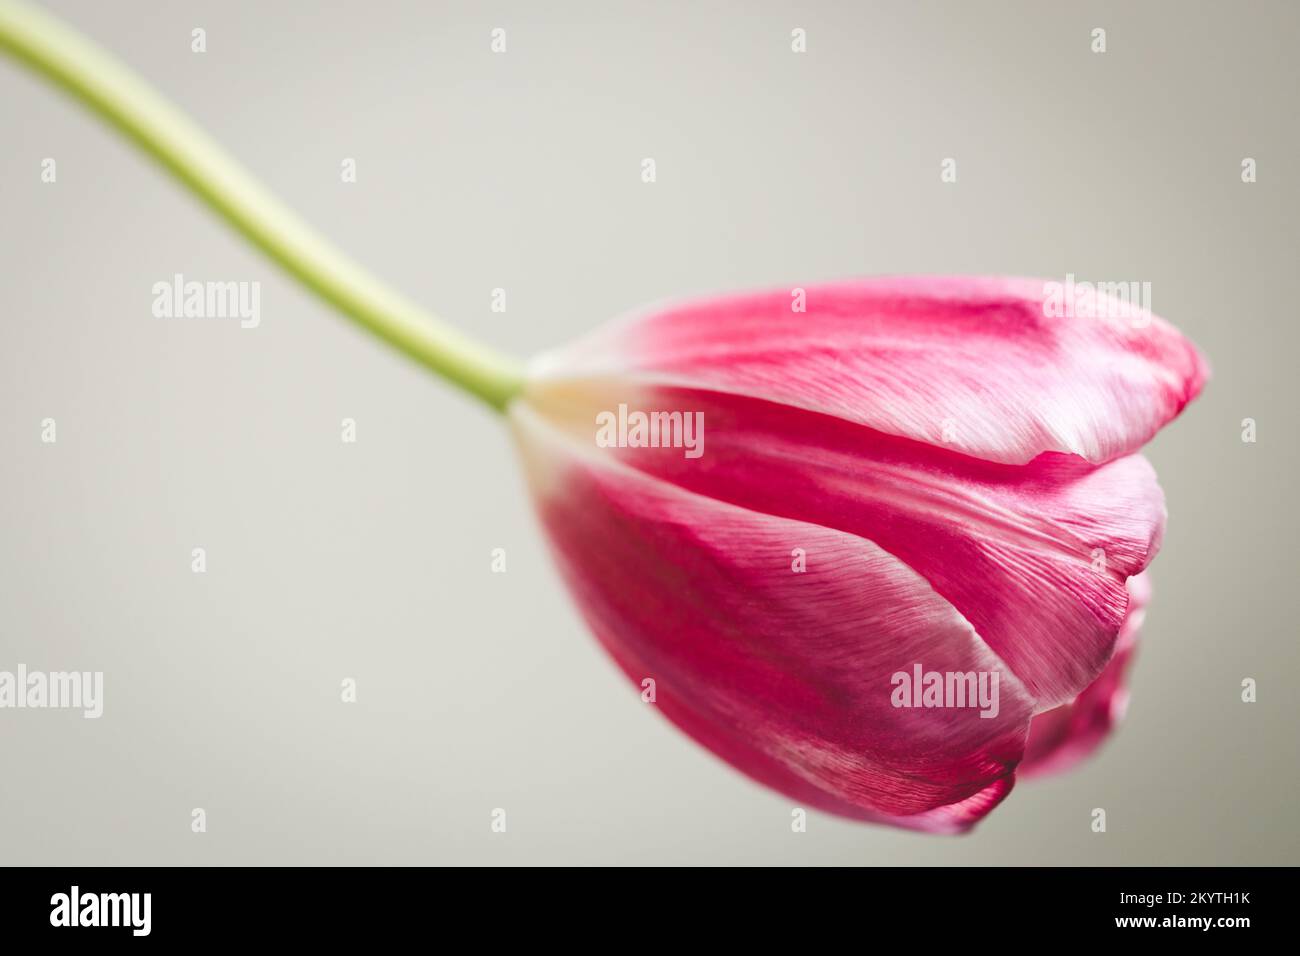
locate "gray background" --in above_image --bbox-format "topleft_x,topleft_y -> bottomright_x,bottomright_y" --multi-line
1,0 -> 1296,865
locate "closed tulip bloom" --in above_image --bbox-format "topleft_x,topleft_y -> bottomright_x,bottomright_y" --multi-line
0,7 -> 1209,836
510,277 -> 1206,832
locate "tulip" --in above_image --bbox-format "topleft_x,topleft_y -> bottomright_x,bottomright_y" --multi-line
511,279 -> 1205,831
2,1 -> 1207,832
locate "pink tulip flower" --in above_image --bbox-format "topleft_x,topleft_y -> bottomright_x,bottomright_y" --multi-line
0,5 -> 1209,835
510,277 -> 1206,832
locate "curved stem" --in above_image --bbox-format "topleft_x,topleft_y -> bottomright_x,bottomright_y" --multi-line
0,0 -> 524,411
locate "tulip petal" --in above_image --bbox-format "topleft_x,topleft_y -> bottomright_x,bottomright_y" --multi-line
524,382 -> 1166,708
1019,573 -> 1151,777
531,276 -> 1207,466
512,404 -> 1035,829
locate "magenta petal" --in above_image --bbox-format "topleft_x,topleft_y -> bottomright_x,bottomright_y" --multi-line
1019,574 -> 1152,777
534,276 -> 1208,466
513,406 -> 1034,830
524,384 -> 1166,709
899,776 -> 1017,834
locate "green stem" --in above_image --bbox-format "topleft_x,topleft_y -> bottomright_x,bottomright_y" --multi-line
0,0 -> 524,411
